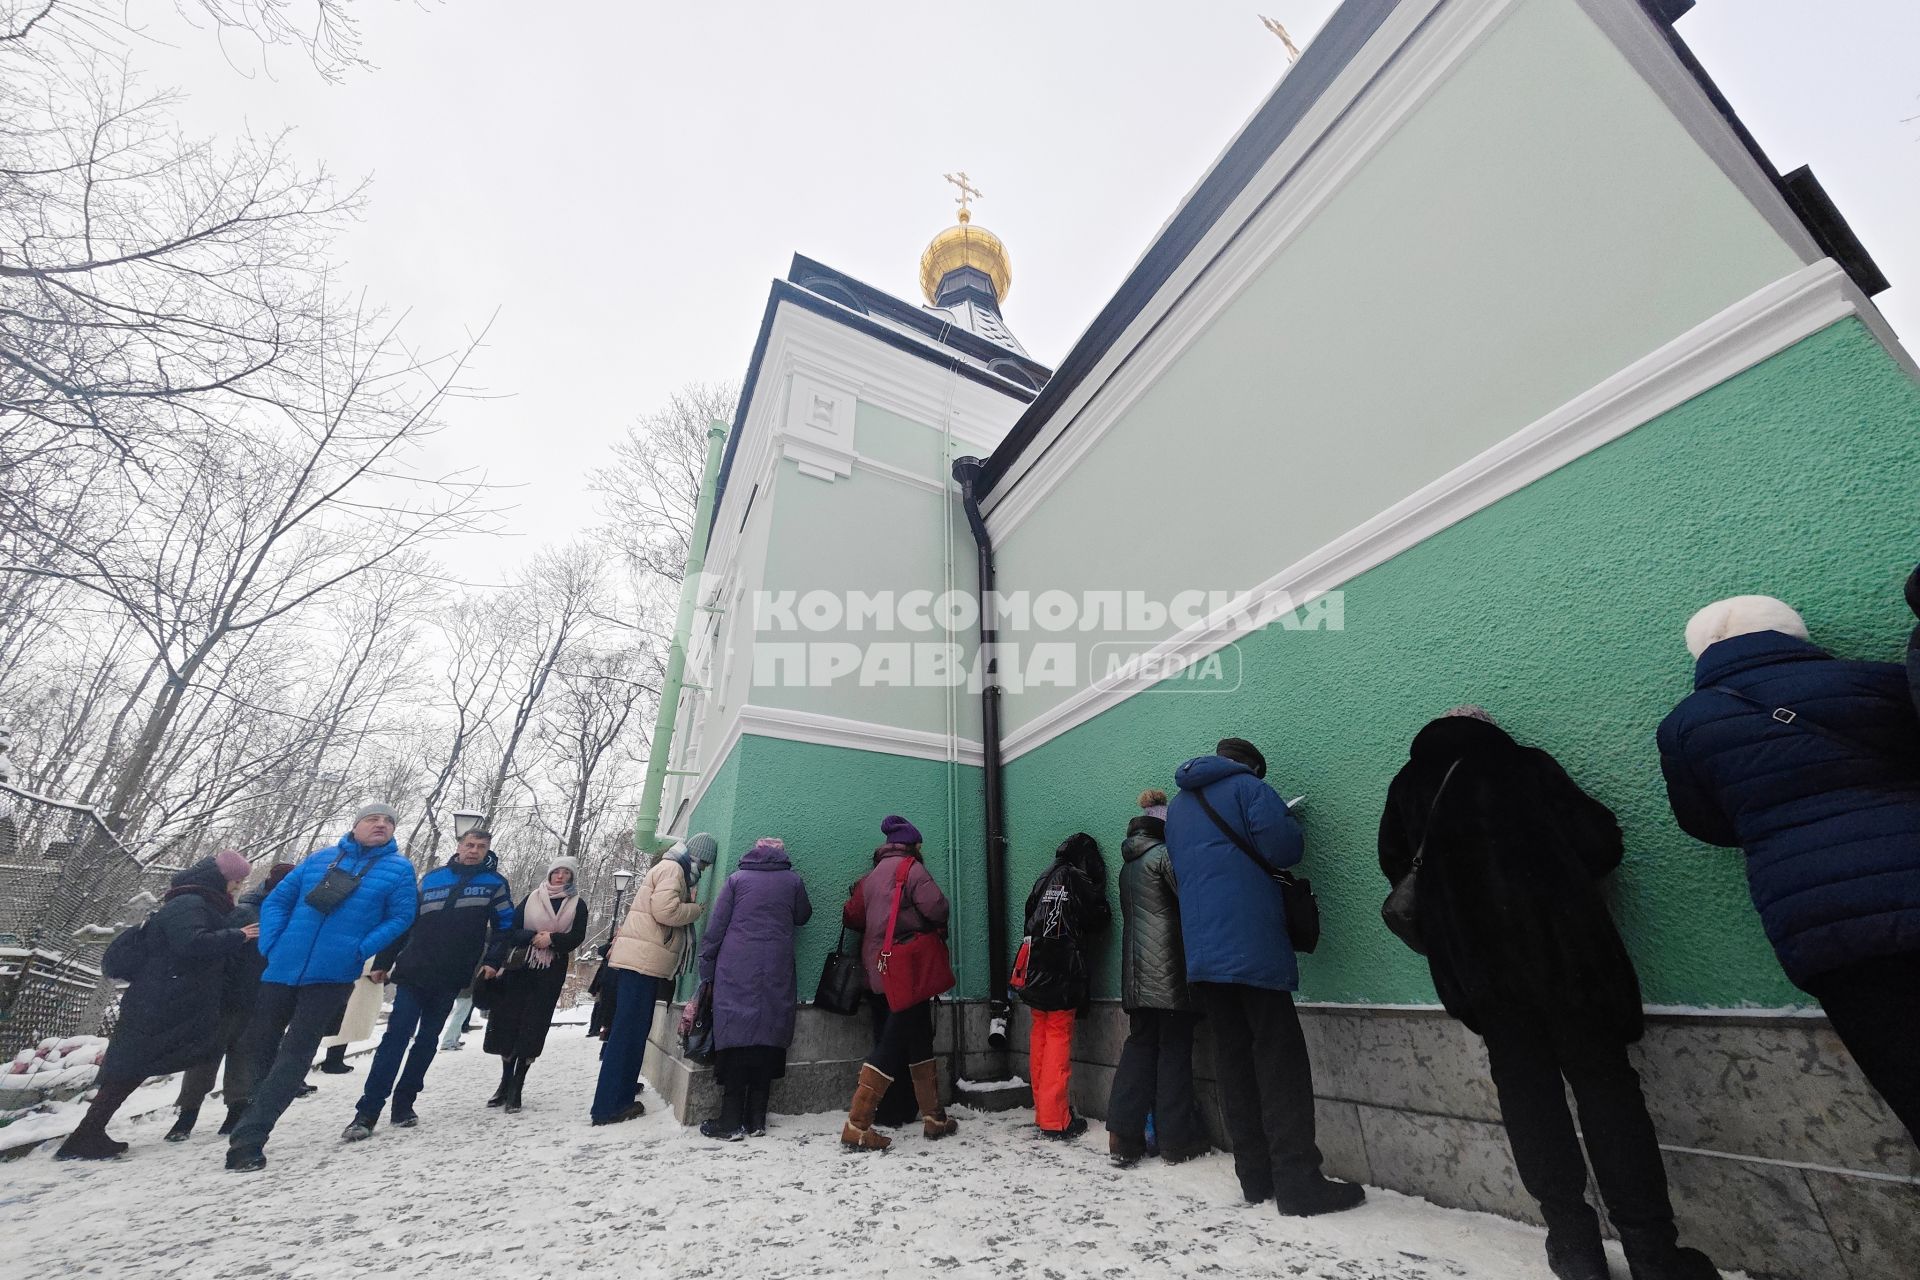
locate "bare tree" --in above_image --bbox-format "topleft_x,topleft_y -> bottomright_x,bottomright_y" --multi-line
588,380 -> 737,587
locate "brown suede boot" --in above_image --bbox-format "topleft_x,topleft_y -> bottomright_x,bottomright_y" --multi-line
909,1059 -> 958,1140
841,1063 -> 893,1150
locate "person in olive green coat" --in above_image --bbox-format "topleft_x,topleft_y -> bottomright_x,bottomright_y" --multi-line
1104,789 -> 1206,1167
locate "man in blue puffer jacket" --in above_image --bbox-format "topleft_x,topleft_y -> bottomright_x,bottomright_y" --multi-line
1167,737 -> 1363,1217
1659,595 -> 1920,1145
226,802 -> 418,1172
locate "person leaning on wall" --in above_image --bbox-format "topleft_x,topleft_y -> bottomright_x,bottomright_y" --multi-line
1380,707 -> 1716,1280
1659,593 -> 1920,1145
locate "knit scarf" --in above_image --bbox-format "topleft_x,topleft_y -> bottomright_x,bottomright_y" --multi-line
523,889 -> 579,969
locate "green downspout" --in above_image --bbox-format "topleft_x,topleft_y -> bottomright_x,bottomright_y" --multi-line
632,418 -> 730,857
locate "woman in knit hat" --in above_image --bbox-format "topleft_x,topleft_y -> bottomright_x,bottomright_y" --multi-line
695,837 -> 813,1139
58,852 -> 259,1160
483,856 -> 589,1113
167,859 -> 296,1141
1106,789 -> 1206,1167
1661,594 -> 1920,1151
838,814 -> 957,1150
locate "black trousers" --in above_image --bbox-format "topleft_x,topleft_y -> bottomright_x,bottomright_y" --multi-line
1804,950 -> 1920,1144
176,1008 -> 256,1114
229,981 -> 351,1152
1480,1015 -> 1676,1250
1107,1009 -> 1202,1153
1192,982 -> 1323,1191
866,996 -> 931,1124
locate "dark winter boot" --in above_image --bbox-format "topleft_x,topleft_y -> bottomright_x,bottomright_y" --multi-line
488,1058 -> 516,1107
319,1044 -> 353,1074
1620,1228 -> 1719,1280
1545,1234 -> 1610,1280
909,1060 -> 957,1139
1273,1174 -> 1367,1218
341,1114 -> 376,1142
1041,1114 -> 1089,1141
745,1084 -> 771,1137
225,1144 -> 266,1172
841,1063 -> 893,1151
701,1086 -> 747,1141
1110,1132 -> 1146,1168
503,1059 -> 530,1114
55,1127 -> 129,1160
217,1106 -> 244,1137
164,1108 -> 199,1142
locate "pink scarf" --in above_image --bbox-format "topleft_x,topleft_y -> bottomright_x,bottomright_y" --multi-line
523,888 -> 580,969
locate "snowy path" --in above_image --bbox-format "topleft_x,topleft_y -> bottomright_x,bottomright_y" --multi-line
1,1026 -> 1676,1279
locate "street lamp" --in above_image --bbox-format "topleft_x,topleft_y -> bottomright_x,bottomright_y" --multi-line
451,808 -> 486,839
607,869 -> 636,942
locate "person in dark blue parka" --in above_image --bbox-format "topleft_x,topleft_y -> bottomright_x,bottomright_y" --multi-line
1658,594 -> 1920,1144
225,802 -> 417,1172
1167,737 -> 1363,1218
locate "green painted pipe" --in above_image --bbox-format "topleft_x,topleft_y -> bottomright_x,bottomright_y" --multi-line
632,418 -> 729,856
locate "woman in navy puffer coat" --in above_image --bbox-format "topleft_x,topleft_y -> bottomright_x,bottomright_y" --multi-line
1658,594 -> 1920,1143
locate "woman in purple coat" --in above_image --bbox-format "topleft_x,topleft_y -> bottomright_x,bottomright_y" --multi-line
696,837 -> 813,1140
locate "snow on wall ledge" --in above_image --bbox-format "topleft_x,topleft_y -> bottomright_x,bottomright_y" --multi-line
1001,319 -> 1920,1010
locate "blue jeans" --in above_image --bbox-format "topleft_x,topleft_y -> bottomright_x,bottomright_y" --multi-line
356,984 -> 458,1120
440,994 -> 474,1050
590,970 -> 659,1120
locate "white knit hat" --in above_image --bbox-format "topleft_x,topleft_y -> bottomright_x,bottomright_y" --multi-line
1684,595 -> 1810,659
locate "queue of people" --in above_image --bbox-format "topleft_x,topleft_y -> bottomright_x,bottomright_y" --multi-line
43,583 -> 1920,1280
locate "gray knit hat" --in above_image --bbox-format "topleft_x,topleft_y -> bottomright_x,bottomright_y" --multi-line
353,801 -> 399,823
685,832 -> 719,866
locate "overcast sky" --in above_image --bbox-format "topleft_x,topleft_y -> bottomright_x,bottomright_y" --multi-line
130,1 -> 1918,583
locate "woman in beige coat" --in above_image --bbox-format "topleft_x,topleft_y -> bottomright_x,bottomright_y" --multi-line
589,834 -> 716,1124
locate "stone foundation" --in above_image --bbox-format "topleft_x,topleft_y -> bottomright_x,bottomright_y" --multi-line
639,999 -> 1917,1280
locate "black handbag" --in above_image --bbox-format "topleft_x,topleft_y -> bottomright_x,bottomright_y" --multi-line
1191,785 -> 1321,954
1381,759 -> 1462,954
681,980 -> 717,1064
304,856 -> 368,915
813,928 -> 866,1015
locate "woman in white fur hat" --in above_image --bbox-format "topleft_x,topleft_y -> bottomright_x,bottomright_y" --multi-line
482,856 -> 589,1113
1658,593 -> 1920,1146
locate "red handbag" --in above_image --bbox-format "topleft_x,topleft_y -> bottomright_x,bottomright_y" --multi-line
877,857 -> 955,1012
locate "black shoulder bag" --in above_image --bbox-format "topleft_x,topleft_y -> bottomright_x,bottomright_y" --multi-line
813,926 -> 866,1016
1191,786 -> 1321,954
1380,759 -> 1462,955
304,853 -> 370,915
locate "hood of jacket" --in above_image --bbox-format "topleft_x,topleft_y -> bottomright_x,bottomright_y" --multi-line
871,842 -> 919,866
445,850 -> 501,876
170,857 -> 231,897
1121,832 -> 1164,863
1174,754 -> 1257,792
1693,630 -> 1834,688
1408,714 -> 1519,765
739,843 -> 792,871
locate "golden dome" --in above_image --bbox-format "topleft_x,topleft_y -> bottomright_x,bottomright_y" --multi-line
919,211 -> 1012,305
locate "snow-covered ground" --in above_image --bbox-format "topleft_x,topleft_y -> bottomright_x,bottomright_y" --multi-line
0,1025 -> 1734,1279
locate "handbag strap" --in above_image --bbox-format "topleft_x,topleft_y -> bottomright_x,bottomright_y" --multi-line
1405,758 -> 1464,875
1705,684 -> 1906,758
881,857 -> 913,958
1191,784 -> 1299,888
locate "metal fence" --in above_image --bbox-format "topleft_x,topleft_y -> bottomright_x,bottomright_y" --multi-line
0,784 -> 175,1058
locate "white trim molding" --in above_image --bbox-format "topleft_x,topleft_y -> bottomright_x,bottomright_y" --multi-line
665,703 -> 986,832
999,258 -> 1883,763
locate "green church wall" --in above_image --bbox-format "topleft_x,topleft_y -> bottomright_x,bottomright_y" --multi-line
990,0 -> 1807,735
1001,319 -> 1920,1011
683,732 -> 990,1001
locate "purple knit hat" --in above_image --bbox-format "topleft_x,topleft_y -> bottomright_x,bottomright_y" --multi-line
214,849 -> 250,883
880,814 -> 923,846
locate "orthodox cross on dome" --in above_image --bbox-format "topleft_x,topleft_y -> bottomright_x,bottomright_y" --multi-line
943,171 -> 982,224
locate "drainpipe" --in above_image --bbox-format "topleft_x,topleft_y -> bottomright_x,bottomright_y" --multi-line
633,419 -> 730,857
952,456 -> 1011,1051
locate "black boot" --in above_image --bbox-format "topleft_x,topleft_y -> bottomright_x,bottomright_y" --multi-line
56,1078 -> 136,1160
1621,1227 -> 1718,1280
164,1108 -> 199,1142
701,1086 -> 747,1141
319,1044 -> 353,1074
504,1058 -> 530,1113
217,1106 -> 244,1137
745,1084 -> 771,1137
1546,1234 -> 1610,1280
488,1058 -> 516,1107
1273,1174 -> 1367,1217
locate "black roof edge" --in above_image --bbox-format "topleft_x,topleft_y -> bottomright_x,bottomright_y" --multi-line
1635,1 -> 1889,295
973,0 -> 1403,498
787,254 -> 1054,380
707,275 -> 1045,539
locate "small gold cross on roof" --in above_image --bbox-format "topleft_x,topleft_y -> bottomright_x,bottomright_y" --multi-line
944,171 -> 983,222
